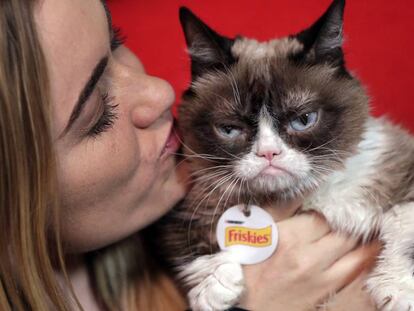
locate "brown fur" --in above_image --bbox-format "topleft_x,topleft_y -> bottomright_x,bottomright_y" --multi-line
157,4 -> 414,309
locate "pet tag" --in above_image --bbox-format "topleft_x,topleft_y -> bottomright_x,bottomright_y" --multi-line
216,204 -> 278,265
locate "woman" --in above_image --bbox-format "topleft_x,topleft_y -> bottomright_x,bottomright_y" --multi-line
0,0 -> 379,310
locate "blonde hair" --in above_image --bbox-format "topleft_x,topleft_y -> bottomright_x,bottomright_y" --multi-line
0,0 -> 185,310
0,0 -> 70,309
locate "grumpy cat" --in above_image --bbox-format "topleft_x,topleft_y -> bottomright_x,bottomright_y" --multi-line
158,1 -> 414,310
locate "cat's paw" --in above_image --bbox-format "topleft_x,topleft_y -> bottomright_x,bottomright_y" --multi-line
367,277 -> 414,311
180,252 -> 244,311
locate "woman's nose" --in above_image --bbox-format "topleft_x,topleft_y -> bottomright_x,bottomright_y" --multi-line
130,75 -> 175,129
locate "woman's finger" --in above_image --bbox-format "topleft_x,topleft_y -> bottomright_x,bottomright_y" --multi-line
329,271 -> 376,310
311,233 -> 359,269
278,212 -> 331,245
323,241 -> 381,292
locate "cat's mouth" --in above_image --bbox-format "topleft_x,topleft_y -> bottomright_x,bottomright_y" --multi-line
259,164 -> 292,177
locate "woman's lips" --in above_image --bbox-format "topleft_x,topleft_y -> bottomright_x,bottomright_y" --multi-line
161,124 -> 181,158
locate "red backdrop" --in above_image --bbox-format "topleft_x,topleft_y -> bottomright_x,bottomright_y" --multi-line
108,0 -> 414,133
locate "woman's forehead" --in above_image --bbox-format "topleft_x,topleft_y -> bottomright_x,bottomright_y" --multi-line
34,0 -> 110,137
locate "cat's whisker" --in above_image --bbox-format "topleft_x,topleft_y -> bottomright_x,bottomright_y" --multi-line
237,177 -> 246,205
313,150 -> 352,160
310,158 -> 345,164
190,165 -> 233,177
228,66 -> 242,107
188,174 -> 231,218
310,173 -> 329,185
208,176 -> 239,253
223,177 -> 240,211
190,171 -> 232,202
310,159 -> 345,170
214,144 -> 243,160
310,154 -> 348,162
173,130 -> 228,163
174,152 -> 229,163
175,153 -> 229,161
187,174 -> 234,252
311,169 -> 335,175
305,143 -> 353,162
310,165 -> 336,175
304,136 -> 339,153
304,130 -> 355,161
192,173 -> 230,185
192,165 -> 233,175
225,65 -> 242,108
173,156 -> 190,171
192,170 -> 232,185
309,161 -> 337,168
194,174 -> 235,233
310,153 -> 346,162
187,176 -> 232,256
173,164 -> 231,184
191,171 -> 230,183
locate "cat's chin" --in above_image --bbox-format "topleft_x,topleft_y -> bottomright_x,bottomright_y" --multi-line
247,173 -> 319,201
250,174 -> 297,193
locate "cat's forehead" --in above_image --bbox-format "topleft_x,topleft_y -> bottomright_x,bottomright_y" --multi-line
230,37 -> 303,85
192,36 -> 337,89
189,36 -> 355,114
231,37 -> 303,61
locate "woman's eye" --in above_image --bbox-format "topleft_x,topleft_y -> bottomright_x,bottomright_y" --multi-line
289,112 -> 318,131
111,26 -> 126,51
216,125 -> 243,139
87,92 -> 118,137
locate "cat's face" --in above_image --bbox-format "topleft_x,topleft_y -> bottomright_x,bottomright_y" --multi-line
179,0 -> 369,201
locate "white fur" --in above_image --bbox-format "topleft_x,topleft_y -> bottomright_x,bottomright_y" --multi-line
179,252 -> 244,311
302,118 -> 414,308
366,203 -> 414,310
303,118 -> 388,240
186,117 -> 414,310
235,109 -> 311,194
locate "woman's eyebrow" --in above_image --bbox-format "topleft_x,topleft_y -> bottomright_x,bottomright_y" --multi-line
101,0 -> 113,35
61,56 -> 109,137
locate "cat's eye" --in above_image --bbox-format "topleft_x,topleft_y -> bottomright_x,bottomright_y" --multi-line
289,112 -> 318,132
216,125 -> 243,139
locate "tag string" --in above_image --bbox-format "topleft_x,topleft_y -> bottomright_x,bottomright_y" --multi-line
243,199 -> 252,217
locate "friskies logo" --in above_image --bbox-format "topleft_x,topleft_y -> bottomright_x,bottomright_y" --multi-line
225,226 -> 272,247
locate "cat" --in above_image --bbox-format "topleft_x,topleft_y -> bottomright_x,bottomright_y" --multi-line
158,0 -> 414,310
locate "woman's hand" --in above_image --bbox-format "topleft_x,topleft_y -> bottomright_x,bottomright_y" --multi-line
239,213 -> 380,311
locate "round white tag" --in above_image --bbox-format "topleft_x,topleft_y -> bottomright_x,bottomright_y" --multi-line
216,204 -> 278,265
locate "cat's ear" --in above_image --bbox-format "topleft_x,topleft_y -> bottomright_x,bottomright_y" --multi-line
295,0 -> 345,66
179,7 -> 235,79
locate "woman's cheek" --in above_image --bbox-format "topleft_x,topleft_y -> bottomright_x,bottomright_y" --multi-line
56,133 -> 147,251
72,131 -> 139,189
58,126 -> 141,210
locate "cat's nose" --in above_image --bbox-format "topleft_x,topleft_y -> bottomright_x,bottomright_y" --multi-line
256,149 -> 282,161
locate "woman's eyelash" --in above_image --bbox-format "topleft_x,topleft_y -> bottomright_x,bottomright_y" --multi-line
111,26 -> 126,51
87,93 -> 118,137
85,24 -> 123,138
